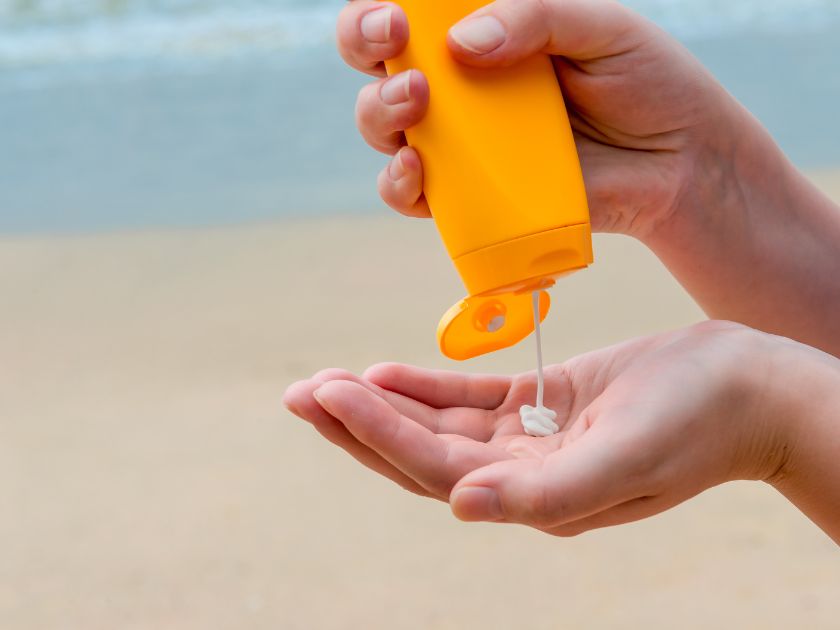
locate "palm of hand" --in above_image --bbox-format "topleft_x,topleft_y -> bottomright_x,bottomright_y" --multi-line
285,358 -> 633,533
289,364 -> 578,502
434,367 -> 577,465
284,323 -> 761,534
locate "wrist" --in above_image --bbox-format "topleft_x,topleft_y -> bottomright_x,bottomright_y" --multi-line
641,100 -> 793,255
757,337 -> 840,541
715,328 -> 834,485
759,337 -> 840,489
721,329 -> 795,483
633,98 -> 818,331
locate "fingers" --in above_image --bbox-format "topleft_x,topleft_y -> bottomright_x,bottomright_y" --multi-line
355,71 -> 430,216
367,358 -> 499,441
283,375 -> 435,498
290,366 -> 500,441
288,367 -> 455,436
339,3 -> 432,218
446,0 -> 647,68
337,1 -> 410,76
449,427 -> 650,528
284,374 -> 435,500
364,363 -> 511,410
355,69 -> 430,156
376,147 -> 431,218
313,380 -> 512,497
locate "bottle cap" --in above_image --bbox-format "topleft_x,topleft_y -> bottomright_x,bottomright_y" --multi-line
437,290 -> 550,361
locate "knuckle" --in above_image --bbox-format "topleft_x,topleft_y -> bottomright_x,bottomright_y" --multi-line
356,82 -> 426,146
380,185 -> 411,214
335,9 -> 364,59
335,28 -> 354,57
381,174 -> 422,213
513,479 -> 554,527
528,0 -> 550,22
313,368 -> 356,384
355,83 -> 382,126
388,106 -> 421,131
548,524 -> 587,538
377,169 -> 401,203
689,319 -> 746,336
396,478 -> 432,498
357,100 -> 404,152
363,362 -> 402,380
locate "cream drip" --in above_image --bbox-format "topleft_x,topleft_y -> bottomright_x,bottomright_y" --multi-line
519,291 -> 559,437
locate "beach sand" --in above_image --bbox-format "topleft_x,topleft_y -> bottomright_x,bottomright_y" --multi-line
1,171 -> 839,628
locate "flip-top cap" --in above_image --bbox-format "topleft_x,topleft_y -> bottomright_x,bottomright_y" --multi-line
437,291 -> 550,361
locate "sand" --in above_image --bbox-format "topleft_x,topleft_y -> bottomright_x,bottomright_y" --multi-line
1,171 -> 838,629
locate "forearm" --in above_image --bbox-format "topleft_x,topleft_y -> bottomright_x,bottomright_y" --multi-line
765,343 -> 840,543
645,106 -> 840,357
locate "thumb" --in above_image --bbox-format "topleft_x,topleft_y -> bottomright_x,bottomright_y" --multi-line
449,425 -> 647,528
447,0 -> 649,67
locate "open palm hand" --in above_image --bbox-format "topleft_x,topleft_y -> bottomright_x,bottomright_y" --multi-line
284,322 -> 783,536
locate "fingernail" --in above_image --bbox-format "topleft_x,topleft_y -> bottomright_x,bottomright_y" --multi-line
388,150 -> 406,180
361,6 -> 392,44
380,70 -> 412,105
451,487 -> 503,521
312,386 -> 327,406
450,15 -> 506,55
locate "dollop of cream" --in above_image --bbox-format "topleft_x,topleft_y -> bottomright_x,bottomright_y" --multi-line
519,405 -> 559,438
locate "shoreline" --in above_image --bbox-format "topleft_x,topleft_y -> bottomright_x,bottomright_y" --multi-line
3,24 -> 840,233
1,164 -> 836,242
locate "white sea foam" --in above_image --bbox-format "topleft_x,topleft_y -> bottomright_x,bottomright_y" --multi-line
0,1 -> 339,68
625,0 -> 840,39
0,0 -> 839,70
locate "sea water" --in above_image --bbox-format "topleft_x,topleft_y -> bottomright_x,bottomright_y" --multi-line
1,0 -> 840,232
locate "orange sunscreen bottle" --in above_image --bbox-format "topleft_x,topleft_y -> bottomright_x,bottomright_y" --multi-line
384,0 -> 593,360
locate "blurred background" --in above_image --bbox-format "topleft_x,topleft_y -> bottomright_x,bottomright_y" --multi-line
1,1 -> 839,628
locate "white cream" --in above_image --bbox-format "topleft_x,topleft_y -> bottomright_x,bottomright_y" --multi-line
520,291 -> 560,438
520,404 -> 559,437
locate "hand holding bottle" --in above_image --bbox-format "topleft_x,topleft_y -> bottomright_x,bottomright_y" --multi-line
338,0 -> 840,356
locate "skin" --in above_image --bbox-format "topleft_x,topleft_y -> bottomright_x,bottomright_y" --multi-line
286,0 -> 840,540
339,0 -> 840,356
284,322 -> 840,541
